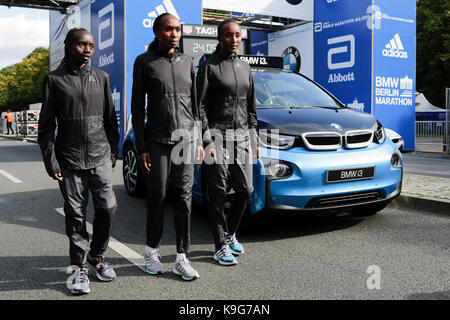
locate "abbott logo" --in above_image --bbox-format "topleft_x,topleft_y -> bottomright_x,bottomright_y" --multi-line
327,34 -> 355,70
98,3 -> 114,50
143,0 -> 180,28
382,34 -> 408,59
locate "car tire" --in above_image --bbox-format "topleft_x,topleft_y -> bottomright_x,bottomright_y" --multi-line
352,203 -> 387,216
123,144 -> 145,197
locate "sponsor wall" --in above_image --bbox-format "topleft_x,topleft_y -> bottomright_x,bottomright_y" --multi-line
314,0 -> 416,150
268,22 -> 314,79
314,0 -> 372,115
371,0 -> 416,150
91,0 -> 125,154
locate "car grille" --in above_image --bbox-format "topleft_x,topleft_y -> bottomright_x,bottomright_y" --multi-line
344,130 -> 374,149
301,132 -> 342,150
306,191 -> 382,208
300,130 -> 374,150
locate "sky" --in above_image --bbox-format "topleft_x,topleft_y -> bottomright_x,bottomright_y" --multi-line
0,6 -> 49,69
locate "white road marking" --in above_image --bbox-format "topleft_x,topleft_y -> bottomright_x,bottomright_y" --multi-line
55,207 -> 146,271
0,169 -> 23,183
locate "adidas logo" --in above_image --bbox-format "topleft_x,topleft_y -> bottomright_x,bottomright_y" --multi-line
142,0 -> 180,28
382,34 -> 408,59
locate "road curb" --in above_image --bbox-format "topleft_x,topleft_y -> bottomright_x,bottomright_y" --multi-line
391,193 -> 450,216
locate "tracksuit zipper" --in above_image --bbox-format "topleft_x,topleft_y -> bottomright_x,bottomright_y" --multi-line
170,57 -> 180,135
231,57 -> 239,131
80,71 -> 88,168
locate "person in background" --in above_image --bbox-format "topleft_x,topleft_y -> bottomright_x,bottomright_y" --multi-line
131,13 -> 204,281
38,28 -> 120,295
197,19 -> 259,266
5,110 -> 14,135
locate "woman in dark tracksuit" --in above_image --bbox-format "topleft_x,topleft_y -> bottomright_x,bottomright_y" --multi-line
131,13 -> 203,281
197,19 -> 259,266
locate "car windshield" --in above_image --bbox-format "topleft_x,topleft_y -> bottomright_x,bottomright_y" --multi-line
253,70 -> 343,109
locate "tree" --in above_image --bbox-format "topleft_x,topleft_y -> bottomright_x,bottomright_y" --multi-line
416,0 -> 450,108
0,47 -> 49,112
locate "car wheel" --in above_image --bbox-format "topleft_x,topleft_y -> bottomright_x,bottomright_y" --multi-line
123,144 -> 145,196
352,203 -> 387,216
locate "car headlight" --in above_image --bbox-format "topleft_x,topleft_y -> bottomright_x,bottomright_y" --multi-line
374,121 -> 386,144
261,157 -> 293,180
259,131 -> 295,150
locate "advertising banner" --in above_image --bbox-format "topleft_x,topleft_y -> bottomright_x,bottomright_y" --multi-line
314,0 -> 372,114
91,0 -> 126,155
202,0 -> 313,21
268,22 -> 313,78
250,30 -> 268,56
372,0 -> 416,150
49,0 -> 91,71
125,0 -> 202,124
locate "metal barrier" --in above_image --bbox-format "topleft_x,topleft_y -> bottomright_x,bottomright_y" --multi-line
415,121 -> 446,145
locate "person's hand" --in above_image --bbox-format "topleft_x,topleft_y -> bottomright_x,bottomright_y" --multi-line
209,147 -> 217,163
253,147 -> 260,161
53,172 -> 63,181
139,153 -> 151,172
195,146 -> 205,165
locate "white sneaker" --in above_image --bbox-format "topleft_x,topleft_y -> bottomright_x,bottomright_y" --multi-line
144,249 -> 164,275
173,257 -> 200,281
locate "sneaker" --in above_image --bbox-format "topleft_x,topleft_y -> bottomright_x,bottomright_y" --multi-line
213,245 -> 238,266
87,254 -> 116,282
226,234 -> 245,255
173,257 -> 200,281
71,266 -> 90,295
145,249 -> 164,275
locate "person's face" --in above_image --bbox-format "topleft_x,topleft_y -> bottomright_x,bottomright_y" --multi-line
220,22 -> 242,56
156,16 -> 181,53
68,30 -> 95,66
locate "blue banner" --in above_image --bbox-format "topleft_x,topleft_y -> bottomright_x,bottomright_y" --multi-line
250,30 -> 268,55
125,0 -> 202,126
91,0 -> 125,156
314,0 -> 372,114
372,0 -> 416,150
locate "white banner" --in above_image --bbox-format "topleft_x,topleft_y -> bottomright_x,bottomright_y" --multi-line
202,0 -> 313,21
268,22 -> 314,78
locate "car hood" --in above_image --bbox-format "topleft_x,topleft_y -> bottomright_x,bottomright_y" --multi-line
257,107 -> 378,135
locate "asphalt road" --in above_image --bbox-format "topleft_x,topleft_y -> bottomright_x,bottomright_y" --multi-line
0,137 -> 449,301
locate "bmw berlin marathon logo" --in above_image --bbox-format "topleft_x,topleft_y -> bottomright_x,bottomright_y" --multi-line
282,47 -> 301,72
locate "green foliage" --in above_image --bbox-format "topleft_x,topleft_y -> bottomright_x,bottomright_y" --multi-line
416,0 -> 450,108
0,47 -> 49,112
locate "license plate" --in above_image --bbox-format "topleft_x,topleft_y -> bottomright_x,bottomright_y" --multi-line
326,166 -> 375,183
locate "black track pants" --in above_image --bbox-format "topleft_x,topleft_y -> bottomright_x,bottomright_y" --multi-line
145,141 -> 194,254
205,140 -> 253,249
58,162 -> 117,267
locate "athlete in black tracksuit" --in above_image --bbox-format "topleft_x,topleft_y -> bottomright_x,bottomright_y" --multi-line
38,28 -> 119,294
197,19 -> 258,265
131,14 -> 202,279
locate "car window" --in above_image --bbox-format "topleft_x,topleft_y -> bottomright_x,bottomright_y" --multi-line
253,71 -> 343,109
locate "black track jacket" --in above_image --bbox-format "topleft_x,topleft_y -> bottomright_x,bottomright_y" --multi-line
38,61 -> 120,177
131,48 -> 199,154
197,51 -> 257,146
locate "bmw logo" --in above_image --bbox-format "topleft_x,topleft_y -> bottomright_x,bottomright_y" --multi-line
282,46 -> 301,72
286,0 -> 303,4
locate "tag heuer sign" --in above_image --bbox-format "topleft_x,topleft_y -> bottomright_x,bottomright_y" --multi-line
182,24 -> 248,39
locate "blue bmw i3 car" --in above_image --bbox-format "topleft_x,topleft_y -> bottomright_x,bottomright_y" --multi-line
122,55 -> 402,216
